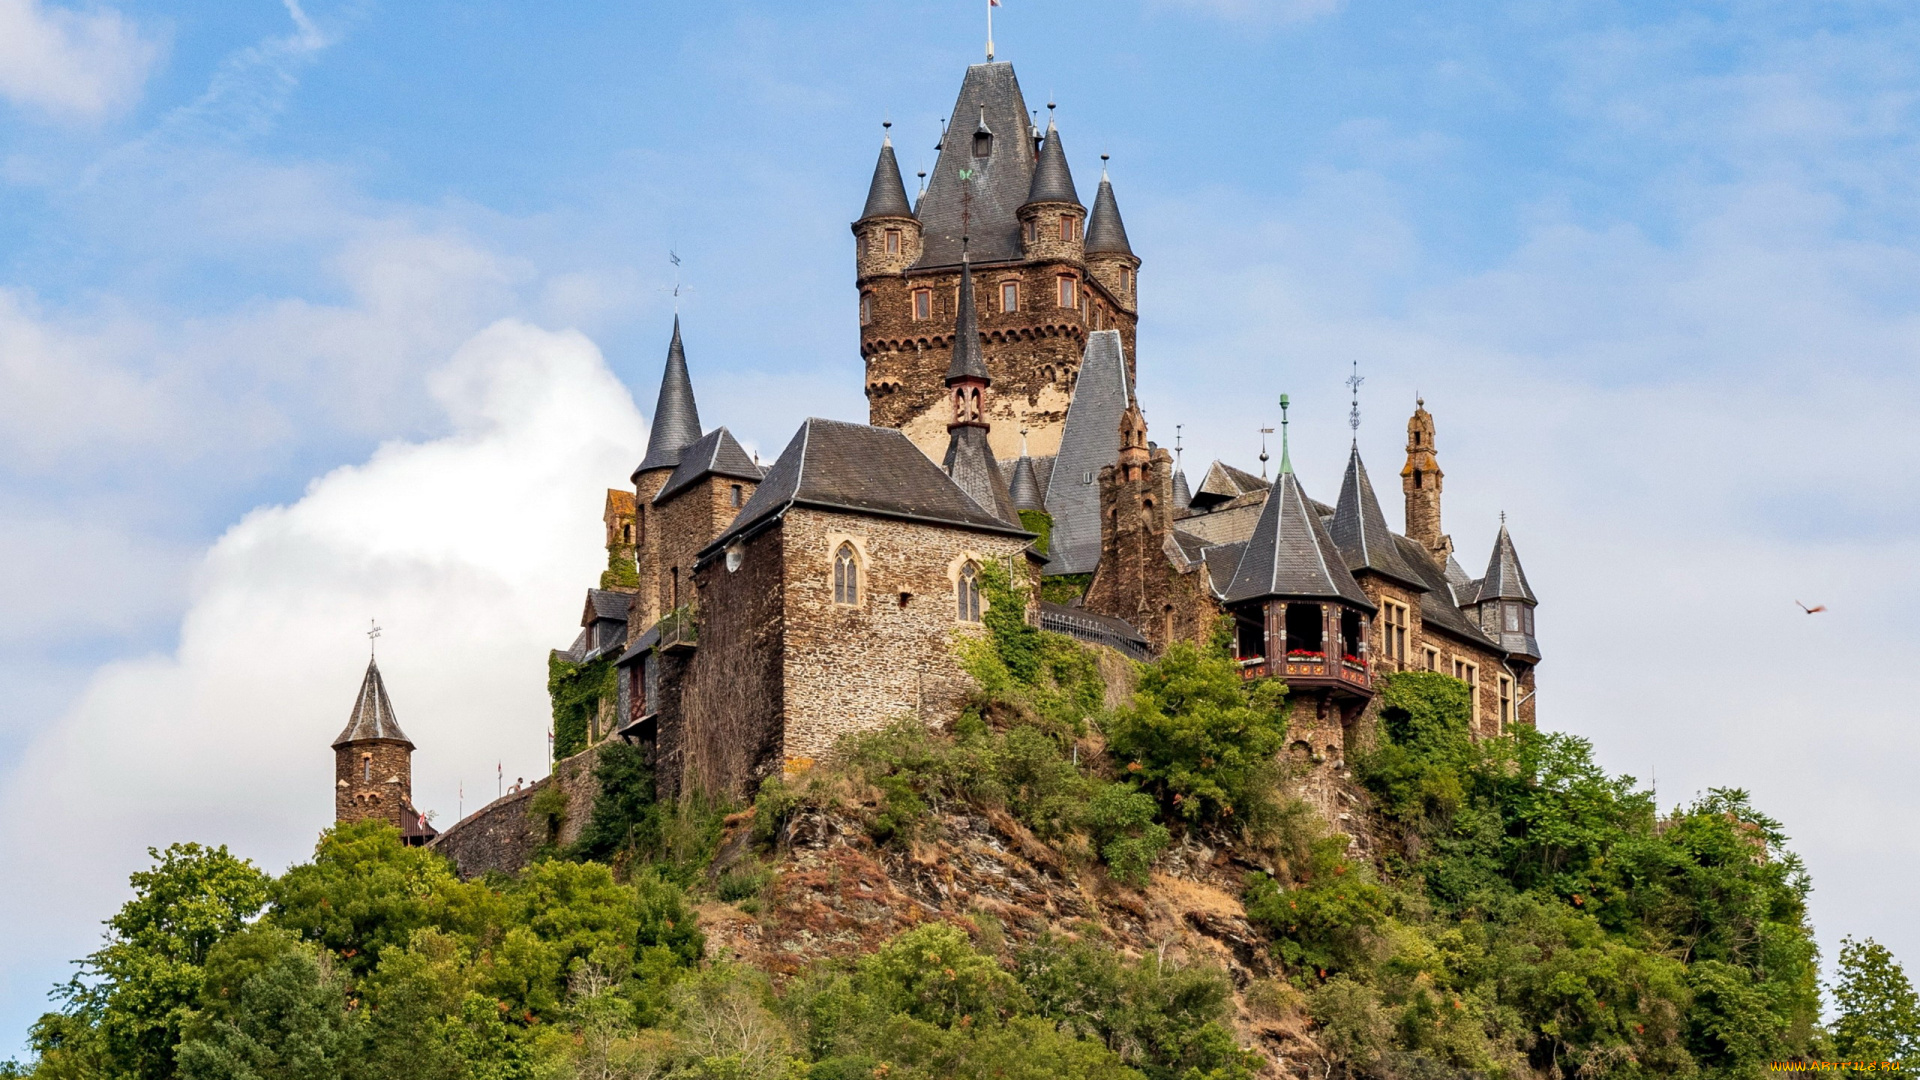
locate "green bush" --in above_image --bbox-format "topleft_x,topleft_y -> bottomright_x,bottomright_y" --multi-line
1085,784 -> 1169,887
1243,836 -> 1387,977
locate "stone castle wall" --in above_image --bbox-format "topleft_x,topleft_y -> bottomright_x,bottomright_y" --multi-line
670,521 -> 787,801
429,740 -> 612,879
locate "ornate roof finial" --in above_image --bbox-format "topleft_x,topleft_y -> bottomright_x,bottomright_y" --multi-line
1258,427 -> 1272,479
1279,393 -> 1293,475
1346,359 -> 1364,445
986,0 -> 996,60
1020,424 -> 1029,457
367,619 -> 381,659
1174,423 -> 1183,468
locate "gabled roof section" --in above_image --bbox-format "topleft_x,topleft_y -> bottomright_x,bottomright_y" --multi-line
1475,524 -> 1537,604
1008,454 -> 1045,513
634,316 -> 704,476
1084,170 -> 1133,256
654,427 -> 763,504
943,425 -> 1018,524
702,418 -> 1031,558
1190,460 -> 1268,509
583,588 -> 632,626
332,659 -> 413,749
1391,534 -> 1499,649
912,63 -> 1038,269
858,133 -> 914,221
1024,120 -> 1080,206
1042,330 -> 1131,575
1331,445 -> 1428,591
1222,469 -> 1372,608
946,258 -> 989,383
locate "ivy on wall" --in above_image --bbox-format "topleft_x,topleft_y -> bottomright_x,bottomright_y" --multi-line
599,541 -> 639,590
548,651 -> 619,761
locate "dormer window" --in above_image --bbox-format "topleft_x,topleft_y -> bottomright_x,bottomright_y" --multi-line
972,129 -> 992,157
913,289 -> 932,320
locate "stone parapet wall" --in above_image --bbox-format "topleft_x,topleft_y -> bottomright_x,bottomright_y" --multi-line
429,740 -> 611,879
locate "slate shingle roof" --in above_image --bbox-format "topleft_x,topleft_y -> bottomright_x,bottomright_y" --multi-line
944,425 -> 1017,524
1474,524 -> 1537,604
634,317 -> 703,476
702,418 -> 1031,558
858,134 -> 914,221
1025,120 -> 1079,205
912,63 -> 1038,269
332,659 -> 413,749
1203,541 -> 1248,600
1172,468 -> 1192,510
1221,468 -> 1372,608
1042,330 -> 1131,575
584,588 -> 633,624
1008,454 -> 1045,512
946,259 -> 990,383
1391,534 -> 1498,649
1084,172 -> 1134,256
1331,445 -> 1428,591
655,427 -> 763,504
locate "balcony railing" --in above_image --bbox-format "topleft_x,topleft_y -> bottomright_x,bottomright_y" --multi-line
1238,651 -> 1372,693
659,606 -> 699,653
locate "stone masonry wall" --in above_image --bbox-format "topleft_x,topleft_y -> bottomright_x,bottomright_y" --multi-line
335,739 -> 412,828
429,740 -> 612,879
653,475 -> 758,622
778,508 -> 1029,766
629,470 -> 672,636
671,522 -> 786,801
1083,446 -> 1215,654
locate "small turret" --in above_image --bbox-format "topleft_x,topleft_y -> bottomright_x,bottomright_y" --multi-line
852,124 -> 921,279
1470,519 -> 1540,662
333,657 -> 434,845
1017,115 -> 1085,262
1401,398 -> 1450,561
1083,158 -> 1140,309
631,318 -> 706,631
941,255 -> 1016,523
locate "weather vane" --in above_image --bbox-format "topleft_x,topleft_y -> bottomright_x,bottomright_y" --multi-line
1346,360 -> 1363,443
367,619 -> 382,658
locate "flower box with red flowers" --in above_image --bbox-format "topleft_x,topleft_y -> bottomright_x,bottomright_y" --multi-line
1285,650 -> 1325,661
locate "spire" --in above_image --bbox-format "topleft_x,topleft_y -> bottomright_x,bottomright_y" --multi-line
1009,453 -> 1045,512
634,317 -> 704,476
1331,445 -> 1427,591
946,254 -> 990,385
1477,521 -> 1538,604
859,124 -> 914,221
1083,162 -> 1134,256
1222,466 -> 1370,608
1024,117 -> 1080,206
1278,394 -> 1293,474
333,658 -> 413,749
944,426 -> 1019,524
1172,425 -> 1191,510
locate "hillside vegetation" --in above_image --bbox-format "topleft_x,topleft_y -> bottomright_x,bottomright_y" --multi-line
12,565 -> 1918,1078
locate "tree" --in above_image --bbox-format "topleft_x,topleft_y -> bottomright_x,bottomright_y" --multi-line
1832,937 -> 1920,1064
176,934 -> 363,1080
1105,641 -> 1288,826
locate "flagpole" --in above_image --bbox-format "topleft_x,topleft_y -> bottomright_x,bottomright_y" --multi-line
986,0 -> 994,60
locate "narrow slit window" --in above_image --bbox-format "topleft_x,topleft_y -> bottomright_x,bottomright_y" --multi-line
833,543 -> 859,606
1497,675 -> 1514,732
859,293 -> 872,325
730,484 -> 743,508
957,562 -> 981,623
884,229 -> 901,254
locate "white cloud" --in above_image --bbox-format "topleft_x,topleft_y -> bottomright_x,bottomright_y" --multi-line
0,0 -> 157,119
0,319 -> 644,1014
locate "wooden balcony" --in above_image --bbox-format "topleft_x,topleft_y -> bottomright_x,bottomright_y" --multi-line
1239,652 -> 1372,696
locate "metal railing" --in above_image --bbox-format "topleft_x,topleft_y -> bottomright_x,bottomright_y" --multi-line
1038,606 -> 1152,661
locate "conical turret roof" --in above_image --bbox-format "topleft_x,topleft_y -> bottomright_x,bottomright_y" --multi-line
333,658 -> 413,749
1223,466 -> 1372,608
1172,467 -> 1192,511
1025,119 -> 1080,206
1331,445 -> 1427,591
634,317 -> 703,476
1009,453 -> 1045,513
1084,170 -> 1133,256
944,426 -> 1018,525
946,258 -> 989,384
858,133 -> 914,221
913,63 -> 1037,269
1475,523 -> 1537,604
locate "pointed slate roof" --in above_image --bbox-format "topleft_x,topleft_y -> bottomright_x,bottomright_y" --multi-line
1475,524 -> 1538,604
654,426 -> 763,504
332,659 -> 413,749
1331,445 -> 1428,591
1222,466 -> 1372,608
944,425 -> 1018,524
1172,468 -> 1192,511
1009,454 -> 1045,512
1391,533 -> 1500,649
1084,171 -> 1133,256
946,258 -> 989,383
858,133 -> 914,221
701,418 -> 1030,559
1024,120 -> 1079,206
634,317 -> 703,476
912,63 -> 1038,269
1042,330 -> 1132,575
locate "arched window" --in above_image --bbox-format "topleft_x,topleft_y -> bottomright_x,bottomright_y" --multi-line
833,543 -> 859,606
957,561 -> 981,623
362,753 -> 372,782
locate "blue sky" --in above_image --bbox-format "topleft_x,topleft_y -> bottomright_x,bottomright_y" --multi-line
4,0 -> 1920,1058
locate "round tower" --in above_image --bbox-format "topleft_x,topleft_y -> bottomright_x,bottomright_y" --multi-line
1016,116 -> 1086,266
1083,157 -> 1141,313
1400,398 -> 1450,560
852,125 -> 922,282
333,657 -> 421,836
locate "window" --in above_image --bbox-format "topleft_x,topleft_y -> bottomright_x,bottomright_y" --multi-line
884,228 -> 901,254
957,562 -> 981,623
859,293 -> 873,325
1284,603 -> 1324,658
1023,219 -> 1037,244
972,129 -> 992,157
1058,215 -> 1073,242
1380,599 -> 1409,664
362,753 -> 372,782
1422,646 -> 1440,671
1119,266 -> 1131,294
1452,658 -> 1480,722
1523,607 -> 1535,635
1497,675 -> 1515,733
670,566 -> 679,608
1057,275 -> 1077,309
729,484 -> 743,508
913,289 -> 932,320
1503,603 -> 1521,633
833,543 -> 859,605
1001,281 -> 1018,313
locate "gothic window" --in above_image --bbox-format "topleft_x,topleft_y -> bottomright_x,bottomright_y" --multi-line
1497,674 -> 1515,733
833,543 -> 859,606
913,289 -> 932,320
1380,599 -> 1409,664
884,229 -> 901,254
957,561 -> 981,623
859,293 -> 872,325
1057,275 -> 1076,309
1001,281 -> 1018,313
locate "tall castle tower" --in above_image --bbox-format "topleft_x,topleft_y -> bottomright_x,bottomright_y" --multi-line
855,62 -> 1139,463
1401,398 -> 1451,561
333,657 -> 435,845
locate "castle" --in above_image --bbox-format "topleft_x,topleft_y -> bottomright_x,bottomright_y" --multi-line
336,59 -> 1540,838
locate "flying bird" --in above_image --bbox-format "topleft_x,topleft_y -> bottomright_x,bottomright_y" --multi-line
1795,601 -> 1827,614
